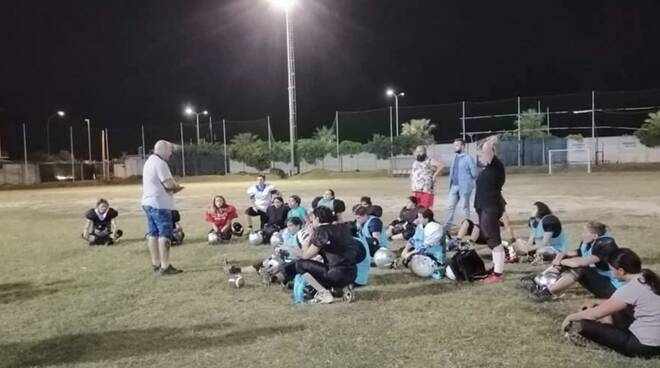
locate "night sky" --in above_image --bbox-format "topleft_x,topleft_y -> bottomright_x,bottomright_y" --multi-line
2,0 -> 660,157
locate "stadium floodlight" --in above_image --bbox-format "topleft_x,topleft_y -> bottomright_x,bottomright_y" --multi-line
183,106 -> 209,144
271,0 -> 296,11
270,0 -> 298,176
46,110 -> 67,155
386,89 -> 405,136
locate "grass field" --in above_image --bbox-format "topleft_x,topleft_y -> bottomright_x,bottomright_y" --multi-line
1,171 -> 659,368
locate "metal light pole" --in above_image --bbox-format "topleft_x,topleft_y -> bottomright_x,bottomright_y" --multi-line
386,89 -> 405,136
270,0 -> 298,175
46,110 -> 65,155
184,106 -> 208,145
84,119 -> 92,161
208,114 -> 213,143
69,125 -> 75,182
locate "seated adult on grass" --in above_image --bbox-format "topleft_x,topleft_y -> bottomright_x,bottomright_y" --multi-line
449,218 -> 506,251
294,206 -> 365,304
286,195 -> 307,224
525,221 -> 622,302
205,195 -> 238,244
170,210 -> 185,245
387,196 -> 424,241
400,208 -> 445,272
510,201 -> 567,263
355,205 -> 389,257
82,198 -> 122,246
562,248 -> 660,358
351,196 -> 373,213
244,174 -> 277,232
261,196 -> 289,243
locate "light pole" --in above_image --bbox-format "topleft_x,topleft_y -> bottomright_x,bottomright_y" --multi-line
46,110 -> 66,155
271,0 -> 298,175
184,106 -> 208,145
84,119 -> 92,161
386,89 -> 405,136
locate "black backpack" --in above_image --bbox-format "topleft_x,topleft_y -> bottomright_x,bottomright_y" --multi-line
448,248 -> 487,282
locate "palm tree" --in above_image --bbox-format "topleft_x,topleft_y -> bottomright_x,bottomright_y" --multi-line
636,110 -> 660,147
401,118 -> 436,139
230,133 -> 260,146
313,125 -> 336,143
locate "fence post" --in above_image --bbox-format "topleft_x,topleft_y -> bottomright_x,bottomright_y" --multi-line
517,96 -> 521,167
22,123 -> 28,181
336,111 -> 342,172
267,115 -> 273,169
180,122 -> 186,177
70,125 -> 75,182
222,119 -> 228,175
389,106 -> 393,174
591,90 -> 597,165
461,100 -> 466,142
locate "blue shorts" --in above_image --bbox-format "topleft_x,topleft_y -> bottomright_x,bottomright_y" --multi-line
143,206 -> 173,238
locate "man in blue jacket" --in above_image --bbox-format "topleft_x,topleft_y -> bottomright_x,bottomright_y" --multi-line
444,138 -> 478,231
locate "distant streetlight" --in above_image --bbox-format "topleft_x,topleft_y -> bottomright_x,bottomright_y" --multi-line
270,0 -> 297,175
46,110 -> 66,155
184,106 -> 208,144
386,89 -> 405,136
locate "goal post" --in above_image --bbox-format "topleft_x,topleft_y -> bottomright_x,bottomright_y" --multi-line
548,148 -> 591,174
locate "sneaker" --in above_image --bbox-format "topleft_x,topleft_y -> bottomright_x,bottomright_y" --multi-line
152,264 -> 160,272
529,286 -> 555,302
481,273 -> 503,285
309,289 -> 334,304
564,321 -> 604,350
160,265 -> 183,276
519,274 -> 537,292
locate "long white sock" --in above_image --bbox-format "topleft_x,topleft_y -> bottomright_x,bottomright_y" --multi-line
492,245 -> 505,275
302,273 -> 327,293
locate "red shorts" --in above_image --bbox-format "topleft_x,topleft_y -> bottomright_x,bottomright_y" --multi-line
414,192 -> 434,209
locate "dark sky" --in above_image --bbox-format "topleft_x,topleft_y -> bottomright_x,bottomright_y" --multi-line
2,0 -> 660,157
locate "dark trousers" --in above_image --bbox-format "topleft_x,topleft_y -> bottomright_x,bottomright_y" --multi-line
295,259 -> 356,289
476,207 -> 503,249
578,320 -> 660,358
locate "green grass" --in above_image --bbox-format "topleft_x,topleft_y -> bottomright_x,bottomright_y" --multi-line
1,172 -> 660,367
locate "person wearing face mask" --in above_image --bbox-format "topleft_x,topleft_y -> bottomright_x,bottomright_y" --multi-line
410,145 -> 445,209
474,136 -> 507,284
82,198 -> 122,245
444,138 -> 478,232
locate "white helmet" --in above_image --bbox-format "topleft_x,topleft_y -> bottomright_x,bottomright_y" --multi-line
409,255 -> 438,278
373,248 -> 395,268
270,231 -> 283,247
263,255 -> 285,276
207,232 -> 219,244
445,265 -> 457,281
248,232 -> 263,245
534,271 -> 561,288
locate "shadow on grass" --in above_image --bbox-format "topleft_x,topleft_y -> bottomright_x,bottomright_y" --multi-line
369,272 -> 422,286
358,282 -> 469,302
0,280 -> 74,305
2,322 -> 305,367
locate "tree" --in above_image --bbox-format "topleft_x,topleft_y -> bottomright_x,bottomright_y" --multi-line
500,109 -> 550,140
636,110 -> 660,147
401,118 -> 436,144
313,125 -> 336,143
338,140 -> 363,157
228,133 -> 271,171
363,134 -> 392,159
296,138 -> 331,164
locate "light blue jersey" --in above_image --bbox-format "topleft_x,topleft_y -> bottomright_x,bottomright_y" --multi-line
354,236 -> 371,286
360,216 -> 389,248
579,234 -> 624,289
530,215 -> 568,253
409,223 -> 445,265
287,206 -> 307,223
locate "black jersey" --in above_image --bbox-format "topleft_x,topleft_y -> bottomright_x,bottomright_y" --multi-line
311,223 -> 363,267
85,208 -> 118,231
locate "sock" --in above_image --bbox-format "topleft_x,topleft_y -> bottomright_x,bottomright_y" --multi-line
492,245 -> 505,275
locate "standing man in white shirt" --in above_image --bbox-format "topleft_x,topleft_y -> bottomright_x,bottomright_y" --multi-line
245,174 -> 277,232
142,140 -> 184,275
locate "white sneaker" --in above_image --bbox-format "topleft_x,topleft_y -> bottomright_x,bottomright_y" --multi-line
309,290 -> 334,304
342,286 -> 355,303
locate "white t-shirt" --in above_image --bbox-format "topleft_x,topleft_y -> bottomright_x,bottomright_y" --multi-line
141,154 -> 175,210
247,183 -> 276,212
424,221 -> 444,246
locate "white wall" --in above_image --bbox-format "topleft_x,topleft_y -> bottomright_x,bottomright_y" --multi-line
567,136 -> 660,164
0,164 -> 40,184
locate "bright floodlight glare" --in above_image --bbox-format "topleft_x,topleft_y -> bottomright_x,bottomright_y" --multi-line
399,92 -> 406,97
184,106 -> 194,115
57,110 -> 65,117
386,89 -> 394,97
271,0 -> 296,11
202,110 -> 209,115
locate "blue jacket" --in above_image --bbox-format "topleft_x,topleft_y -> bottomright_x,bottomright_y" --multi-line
448,153 -> 478,193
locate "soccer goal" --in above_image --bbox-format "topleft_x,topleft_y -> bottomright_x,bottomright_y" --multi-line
548,148 -> 591,174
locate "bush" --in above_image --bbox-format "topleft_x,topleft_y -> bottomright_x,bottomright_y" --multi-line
636,111 -> 660,147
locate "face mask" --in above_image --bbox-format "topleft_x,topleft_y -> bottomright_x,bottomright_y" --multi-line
416,154 -> 427,162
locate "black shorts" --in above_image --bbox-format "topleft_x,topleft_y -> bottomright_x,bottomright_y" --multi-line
572,267 -> 618,299
245,207 -> 268,228
464,219 -> 487,245
476,207 -> 503,249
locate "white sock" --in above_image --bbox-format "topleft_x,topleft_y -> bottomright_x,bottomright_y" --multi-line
492,245 -> 505,275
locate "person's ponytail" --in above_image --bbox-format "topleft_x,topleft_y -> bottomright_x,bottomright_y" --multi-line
641,269 -> 660,296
